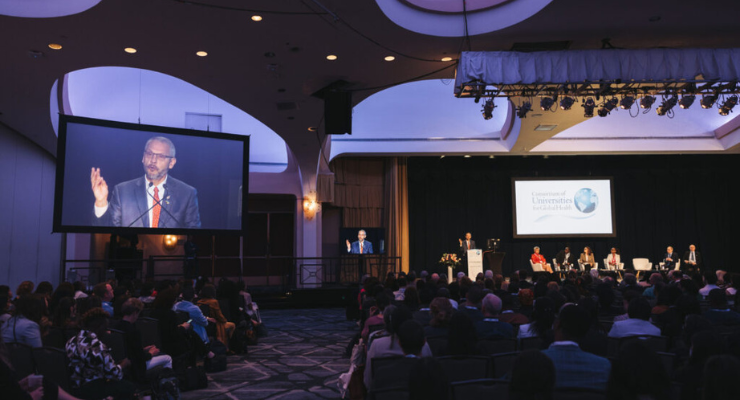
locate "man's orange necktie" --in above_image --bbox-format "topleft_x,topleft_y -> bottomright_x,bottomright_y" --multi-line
360,242 -> 363,254
152,187 -> 161,228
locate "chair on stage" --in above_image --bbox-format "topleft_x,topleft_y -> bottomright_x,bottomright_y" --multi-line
659,260 -> 681,271
603,258 -> 625,279
632,258 -> 653,279
552,258 -> 568,278
530,260 -> 545,273
577,260 -> 598,271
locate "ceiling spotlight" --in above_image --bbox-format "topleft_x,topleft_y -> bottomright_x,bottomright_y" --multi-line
326,54 -> 337,61
719,96 -> 738,116
540,96 -> 556,111
701,95 -> 717,109
679,95 -> 696,109
441,57 -> 453,62
559,96 -> 575,110
124,47 -> 137,54
604,97 -> 619,112
620,96 -> 635,109
582,98 -> 595,117
482,99 -> 496,120
517,101 -> 532,118
48,43 -> 62,50
251,15 -> 263,21
656,95 -> 678,116
384,56 -> 395,61
196,51 -> 208,57
640,95 -> 656,109
464,155 -> 471,158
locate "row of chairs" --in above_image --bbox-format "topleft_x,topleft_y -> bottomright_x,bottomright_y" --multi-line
6,342 -> 72,391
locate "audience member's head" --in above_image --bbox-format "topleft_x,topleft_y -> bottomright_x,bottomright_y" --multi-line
447,312 -> 477,356
408,358 -> 449,400
689,331 -> 727,368
649,272 -> 664,286
403,286 -> 421,311
121,297 -> 144,318
484,270 -> 494,280
152,287 -> 178,310
702,355 -> 740,400
554,304 -> 591,342
34,281 -> 53,298
518,289 -> 534,307
596,283 -> 615,311
398,320 -> 425,356
199,283 -> 216,299
81,307 -> 109,337
704,270 -> 718,286
465,285 -> 484,307
52,296 -> 76,328
431,273 -> 440,283
623,273 -> 637,286
607,341 -> 669,400
13,294 -> 45,323
16,281 -> 34,298
181,285 -> 195,302
388,305 -> 413,337
707,289 -> 729,309
481,294 -> 502,317
531,296 -> 557,338
429,297 -> 453,328
627,297 -> 652,321
509,350 -> 555,400
92,282 -> 113,302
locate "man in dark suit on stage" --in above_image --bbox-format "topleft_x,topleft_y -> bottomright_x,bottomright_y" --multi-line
347,229 -> 373,254
682,244 -> 702,274
555,246 -> 576,271
662,246 -> 679,271
91,136 -> 201,228
458,232 -> 476,276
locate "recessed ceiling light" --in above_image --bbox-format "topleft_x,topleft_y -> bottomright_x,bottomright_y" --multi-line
48,43 -> 62,50
534,124 -> 558,131
251,15 -> 263,22
196,51 -> 208,57
489,155 -> 495,159
384,56 -> 395,61
326,54 -> 337,61
441,57 -> 453,62
464,155 -> 471,158
440,155 -> 445,159
124,47 -> 137,54
308,127 -> 317,132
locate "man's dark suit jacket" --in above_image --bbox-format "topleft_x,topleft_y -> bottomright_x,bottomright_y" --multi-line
460,240 -> 476,253
682,251 -> 703,271
475,318 -> 515,340
555,251 -> 575,268
663,252 -> 679,270
93,175 -> 201,228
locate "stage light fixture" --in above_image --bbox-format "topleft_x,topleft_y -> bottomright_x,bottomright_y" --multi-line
597,107 -> 609,117
582,98 -> 595,117
604,97 -> 618,111
719,96 -> 738,116
559,96 -> 575,110
517,101 -> 532,118
540,96 -> 555,111
701,95 -> 717,109
640,95 -> 656,109
620,96 -> 635,109
679,95 -> 696,109
656,95 -> 678,116
482,99 -> 495,120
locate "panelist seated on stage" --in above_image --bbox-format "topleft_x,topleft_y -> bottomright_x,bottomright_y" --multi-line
346,229 -> 373,254
682,244 -> 702,273
662,246 -> 679,270
579,247 -> 596,270
459,232 -> 476,253
91,136 -> 201,228
531,246 -> 553,273
555,247 -> 576,270
605,247 -> 621,269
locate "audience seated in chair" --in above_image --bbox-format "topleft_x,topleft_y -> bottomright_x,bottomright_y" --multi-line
115,298 -> 172,383
197,284 -> 235,353
608,297 -> 661,338
541,304 -> 611,391
701,355 -> 740,400
518,296 -> 555,348
475,294 -> 515,340
424,297 -> 453,338
509,350 -> 555,400
408,357 -> 449,400
673,331 -> 728,400
174,285 -> 214,358
65,308 -> 136,400
1,295 -> 45,348
458,285 -> 485,323
606,341 -> 669,400
362,292 -> 391,342
699,270 -> 720,298
92,283 -> 114,317
703,289 -> 740,328
446,312 -> 478,356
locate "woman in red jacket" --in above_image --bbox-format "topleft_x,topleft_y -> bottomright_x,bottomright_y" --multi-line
531,246 -> 553,273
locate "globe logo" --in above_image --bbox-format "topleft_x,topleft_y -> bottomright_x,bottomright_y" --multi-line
574,188 -> 598,213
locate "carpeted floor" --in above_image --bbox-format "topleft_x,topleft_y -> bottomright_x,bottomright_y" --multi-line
181,308 -> 356,400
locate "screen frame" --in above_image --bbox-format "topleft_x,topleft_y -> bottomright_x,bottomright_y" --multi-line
53,114 -> 250,236
511,176 -> 616,239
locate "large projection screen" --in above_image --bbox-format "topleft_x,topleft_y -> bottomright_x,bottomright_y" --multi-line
53,115 -> 249,235
512,177 -> 616,238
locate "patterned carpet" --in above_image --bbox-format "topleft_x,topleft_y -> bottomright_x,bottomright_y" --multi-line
181,308 -> 356,400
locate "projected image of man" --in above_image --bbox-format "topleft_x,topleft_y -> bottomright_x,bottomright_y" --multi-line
347,230 -> 373,254
91,136 -> 201,228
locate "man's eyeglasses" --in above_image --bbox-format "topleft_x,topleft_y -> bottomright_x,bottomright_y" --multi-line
144,151 -> 174,162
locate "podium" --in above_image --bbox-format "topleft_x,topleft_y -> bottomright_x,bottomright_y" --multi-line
467,249 -> 483,278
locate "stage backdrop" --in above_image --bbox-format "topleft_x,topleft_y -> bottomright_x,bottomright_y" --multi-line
408,155 -> 740,276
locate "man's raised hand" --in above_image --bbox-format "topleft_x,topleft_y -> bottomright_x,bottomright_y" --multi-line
91,167 -> 109,207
